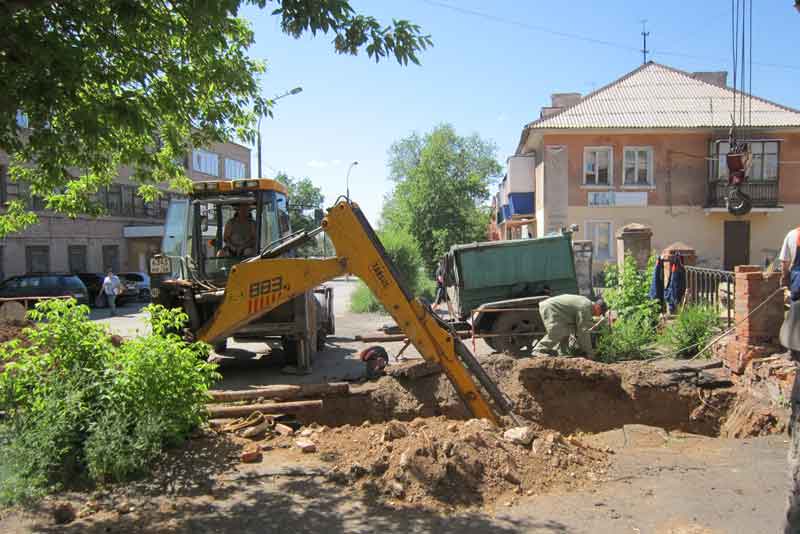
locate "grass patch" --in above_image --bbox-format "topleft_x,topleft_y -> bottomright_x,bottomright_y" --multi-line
659,304 -> 720,359
349,282 -> 385,313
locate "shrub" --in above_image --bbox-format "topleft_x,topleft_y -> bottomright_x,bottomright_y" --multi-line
660,304 -> 720,359
0,299 -> 218,504
350,227 -> 433,313
595,314 -> 658,363
602,254 -> 660,324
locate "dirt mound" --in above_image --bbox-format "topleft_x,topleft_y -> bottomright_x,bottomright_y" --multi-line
268,416 -> 608,510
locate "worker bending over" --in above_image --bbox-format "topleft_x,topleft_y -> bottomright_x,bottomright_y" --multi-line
536,294 -> 607,358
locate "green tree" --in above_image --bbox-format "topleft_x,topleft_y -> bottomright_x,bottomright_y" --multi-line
0,1 -> 432,236
276,171 -> 324,232
382,124 -> 501,273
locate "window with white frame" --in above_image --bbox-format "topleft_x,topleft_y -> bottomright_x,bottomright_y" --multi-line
583,147 -> 612,186
192,149 -> 219,176
586,221 -> 613,261
711,140 -> 779,181
623,147 -> 653,186
225,159 -> 246,179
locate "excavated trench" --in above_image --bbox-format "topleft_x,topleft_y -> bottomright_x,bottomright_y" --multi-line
293,355 -> 786,439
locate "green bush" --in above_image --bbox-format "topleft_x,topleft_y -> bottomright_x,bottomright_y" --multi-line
660,304 -> 720,359
349,282 -> 384,313
0,299 -> 218,504
349,227 -> 433,313
595,254 -> 660,362
595,314 -> 658,363
602,254 -> 660,324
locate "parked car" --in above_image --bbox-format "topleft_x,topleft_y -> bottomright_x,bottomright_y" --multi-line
76,272 -> 137,307
0,274 -> 90,307
119,272 -> 151,300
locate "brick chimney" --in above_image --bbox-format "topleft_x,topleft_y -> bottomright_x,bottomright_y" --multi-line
692,71 -> 728,87
540,93 -> 581,119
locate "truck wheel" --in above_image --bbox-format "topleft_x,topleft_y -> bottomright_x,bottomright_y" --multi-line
490,312 -> 539,356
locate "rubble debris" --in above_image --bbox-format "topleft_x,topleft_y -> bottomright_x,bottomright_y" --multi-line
381,421 -> 408,442
275,423 -> 294,436
295,438 -> 317,453
503,426 -> 536,446
52,502 -> 76,525
241,418 -> 274,439
240,443 -> 262,463
264,415 -> 606,509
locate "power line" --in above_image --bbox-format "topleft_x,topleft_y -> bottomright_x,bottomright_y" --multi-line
419,0 -> 800,73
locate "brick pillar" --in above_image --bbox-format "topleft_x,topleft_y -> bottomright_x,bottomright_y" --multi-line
722,265 -> 783,373
616,223 -> 652,270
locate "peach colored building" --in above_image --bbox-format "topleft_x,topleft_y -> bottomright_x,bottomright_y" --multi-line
513,62 -> 800,272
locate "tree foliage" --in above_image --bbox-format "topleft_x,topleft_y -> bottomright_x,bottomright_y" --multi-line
0,0 -> 432,236
382,124 -> 501,273
276,171 -> 324,233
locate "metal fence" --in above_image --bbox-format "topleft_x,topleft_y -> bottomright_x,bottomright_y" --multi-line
684,266 -> 735,327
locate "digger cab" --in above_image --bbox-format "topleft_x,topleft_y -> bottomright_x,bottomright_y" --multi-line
157,179 -> 292,283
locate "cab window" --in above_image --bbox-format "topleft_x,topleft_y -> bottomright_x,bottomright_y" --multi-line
276,192 -> 291,237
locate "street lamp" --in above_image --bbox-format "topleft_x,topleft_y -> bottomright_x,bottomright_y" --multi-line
346,161 -> 359,200
257,86 -> 303,178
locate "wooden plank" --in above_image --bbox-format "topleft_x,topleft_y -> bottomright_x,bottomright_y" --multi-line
208,382 -> 349,403
206,400 -> 323,419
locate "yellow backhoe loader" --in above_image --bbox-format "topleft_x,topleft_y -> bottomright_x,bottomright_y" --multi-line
150,180 -> 513,424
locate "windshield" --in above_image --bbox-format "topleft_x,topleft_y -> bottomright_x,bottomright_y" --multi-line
162,198 -> 190,257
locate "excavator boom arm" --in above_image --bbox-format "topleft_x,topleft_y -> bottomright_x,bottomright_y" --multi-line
198,201 -> 510,424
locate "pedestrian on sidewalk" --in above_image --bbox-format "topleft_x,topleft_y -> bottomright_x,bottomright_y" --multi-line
780,226 -> 800,533
102,268 -> 122,317
535,294 -> 606,359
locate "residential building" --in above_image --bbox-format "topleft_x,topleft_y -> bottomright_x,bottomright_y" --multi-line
492,155 -> 536,240
512,62 -> 800,271
0,139 -> 251,279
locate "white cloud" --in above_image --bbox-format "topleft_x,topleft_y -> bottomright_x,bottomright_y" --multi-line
307,159 -> 343,169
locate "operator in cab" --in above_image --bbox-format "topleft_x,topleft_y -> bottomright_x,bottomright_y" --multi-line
535,294 -> 607,359
219,203 -> 257,257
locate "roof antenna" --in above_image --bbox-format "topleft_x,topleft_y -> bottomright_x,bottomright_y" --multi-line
640,20 -> 650,64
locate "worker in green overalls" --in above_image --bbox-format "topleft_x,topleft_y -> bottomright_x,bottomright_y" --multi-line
536,294 -> 607,358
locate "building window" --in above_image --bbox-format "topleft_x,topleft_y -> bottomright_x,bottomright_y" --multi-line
586,221 -> 613,261
0,246 -> 4,281
192,149 -> 219,176
583,147 -> 612,186
711,140 -> 779,181
68,245 -> 87,273
26,246 -> 50,274
225,159 -> 246,179
623,147 -> 653,186
122,185 -> 135,216
107,184 -> 123,215
134,193 -> 146,217
15,110 -> 28,129
102,245 -> 120,273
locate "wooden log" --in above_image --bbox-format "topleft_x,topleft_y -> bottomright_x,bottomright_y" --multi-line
207,400 -> 323,419
208,382 -> 349,403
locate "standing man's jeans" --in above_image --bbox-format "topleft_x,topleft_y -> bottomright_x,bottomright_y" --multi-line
107,294 -> 117,316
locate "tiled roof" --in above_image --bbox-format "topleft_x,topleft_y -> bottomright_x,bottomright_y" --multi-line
527,62 -> 800,130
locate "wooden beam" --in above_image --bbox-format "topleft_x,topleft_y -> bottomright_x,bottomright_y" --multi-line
206,400 -> 323,419
208,382 -> 349,403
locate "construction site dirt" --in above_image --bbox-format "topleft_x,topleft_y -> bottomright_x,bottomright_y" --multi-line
0,280 -> 794,532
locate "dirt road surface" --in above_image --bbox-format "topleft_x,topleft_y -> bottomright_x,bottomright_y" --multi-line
1,279 -> 791,533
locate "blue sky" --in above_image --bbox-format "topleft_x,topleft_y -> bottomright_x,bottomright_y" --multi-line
240,0 -> 799,225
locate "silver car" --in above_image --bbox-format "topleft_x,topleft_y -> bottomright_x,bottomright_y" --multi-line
119,272 -> 151,301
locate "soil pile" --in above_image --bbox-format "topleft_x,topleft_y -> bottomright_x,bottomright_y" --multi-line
268,416 -> 609,510
0,321 -> 28,344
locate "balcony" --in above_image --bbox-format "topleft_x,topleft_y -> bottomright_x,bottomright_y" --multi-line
706,180 -> 780,209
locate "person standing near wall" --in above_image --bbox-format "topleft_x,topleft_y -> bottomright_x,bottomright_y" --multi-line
779,226 -> 800,533
102,268 -> 122,317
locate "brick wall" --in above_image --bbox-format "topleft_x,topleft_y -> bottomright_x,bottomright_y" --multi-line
720,265 -> 784,373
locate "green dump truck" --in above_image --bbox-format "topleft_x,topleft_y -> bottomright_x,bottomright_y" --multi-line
444,231 -> 581,355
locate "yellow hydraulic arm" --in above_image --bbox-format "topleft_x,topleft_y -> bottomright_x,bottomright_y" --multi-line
197,200 -> 513,425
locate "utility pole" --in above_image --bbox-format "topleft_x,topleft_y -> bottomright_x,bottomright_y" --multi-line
641,20 -> 650,64
256,86 -> 302,177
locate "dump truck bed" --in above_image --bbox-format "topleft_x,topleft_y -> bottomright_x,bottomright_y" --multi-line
446,234 -> 579,319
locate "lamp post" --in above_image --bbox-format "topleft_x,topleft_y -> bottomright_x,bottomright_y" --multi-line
346,161 -> 359,200
257,86 -> 302,177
